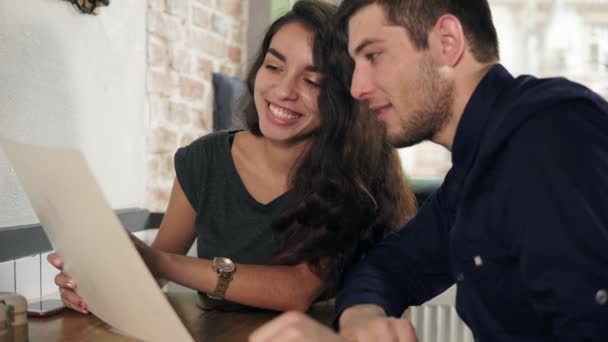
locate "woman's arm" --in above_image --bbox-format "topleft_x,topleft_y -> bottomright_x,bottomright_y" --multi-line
135,242 -> 325,312
141,178 -> 326,312
151,178 -> 197,254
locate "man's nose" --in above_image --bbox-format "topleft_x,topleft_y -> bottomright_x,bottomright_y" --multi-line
350,64 -> 373,100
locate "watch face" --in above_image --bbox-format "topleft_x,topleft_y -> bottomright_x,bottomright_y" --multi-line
214,257 -> 236,273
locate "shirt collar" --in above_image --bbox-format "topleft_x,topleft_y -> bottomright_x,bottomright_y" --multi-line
451,64 -> 514,175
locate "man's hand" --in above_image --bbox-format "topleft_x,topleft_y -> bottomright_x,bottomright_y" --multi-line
339,305 -> 417,342
249,311 -> 345,342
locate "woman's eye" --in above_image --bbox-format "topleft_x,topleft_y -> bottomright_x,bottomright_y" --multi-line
304,78 -> 321,88
265,63 -> 280,72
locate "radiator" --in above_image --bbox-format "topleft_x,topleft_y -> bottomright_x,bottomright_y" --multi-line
409,286 -> 474,342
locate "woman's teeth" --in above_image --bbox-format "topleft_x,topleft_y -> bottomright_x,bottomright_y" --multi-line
269,103 -> 301,121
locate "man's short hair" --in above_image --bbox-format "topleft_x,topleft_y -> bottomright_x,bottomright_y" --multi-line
336,0 -> 500,63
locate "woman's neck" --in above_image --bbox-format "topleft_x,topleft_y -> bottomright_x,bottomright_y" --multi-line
260,136 -> 310,179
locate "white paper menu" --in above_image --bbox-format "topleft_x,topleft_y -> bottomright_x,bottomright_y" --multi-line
0,137 -> 194,342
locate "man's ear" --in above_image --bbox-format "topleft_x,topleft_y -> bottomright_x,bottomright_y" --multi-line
428,14 -> 465,67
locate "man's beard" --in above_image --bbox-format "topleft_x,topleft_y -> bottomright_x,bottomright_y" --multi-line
389,56 -> 454,148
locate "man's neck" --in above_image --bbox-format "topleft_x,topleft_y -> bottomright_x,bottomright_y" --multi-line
432,62 -> 496,151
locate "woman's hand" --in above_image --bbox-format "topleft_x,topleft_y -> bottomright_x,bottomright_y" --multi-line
47,252 -> 89,314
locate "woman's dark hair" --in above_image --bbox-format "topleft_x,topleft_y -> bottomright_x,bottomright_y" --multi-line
249,1 -> 418,293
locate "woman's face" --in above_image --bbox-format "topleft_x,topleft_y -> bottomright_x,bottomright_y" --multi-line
254,21 -> 322,144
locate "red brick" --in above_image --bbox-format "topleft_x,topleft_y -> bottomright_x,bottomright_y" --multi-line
148,96 -> 169,125
166,0 -> 190,19
148,10 -> 184,43
164,15 -> 185,43
170,47 -> 192,73
146,182 -> 171,212
197,57 -> 214,80
146,155 -> 161,181
194,111 -> 213,131
149,126 -> 178,153
219,0 -> 242,17
229,23 -> 246,43
147,9 -> 165,36
187,29 -> 225,57
211,13 -> 231,37
192,6 -> 211,28
161,152 -> 176,178
179,131 -> 199,147
147,70 -> 177,96
179,77 -> 206,100
227,45 -> 242,63
168,101 -> 191,126
147,38 -> 168,67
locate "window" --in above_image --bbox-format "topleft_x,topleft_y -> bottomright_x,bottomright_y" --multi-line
271,0 -> 297,19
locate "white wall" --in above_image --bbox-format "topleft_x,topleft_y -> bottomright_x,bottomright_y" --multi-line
0,0 -> 147,229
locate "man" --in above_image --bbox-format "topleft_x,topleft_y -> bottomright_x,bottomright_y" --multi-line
250,0 -> 608,341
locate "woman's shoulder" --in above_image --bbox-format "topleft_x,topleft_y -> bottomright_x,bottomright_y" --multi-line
183,130 -> 235,151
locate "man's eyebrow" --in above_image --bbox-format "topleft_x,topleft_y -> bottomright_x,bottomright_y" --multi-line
352,39 -> 380,56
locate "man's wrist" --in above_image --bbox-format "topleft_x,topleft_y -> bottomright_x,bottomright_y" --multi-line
339,304 -> 387,331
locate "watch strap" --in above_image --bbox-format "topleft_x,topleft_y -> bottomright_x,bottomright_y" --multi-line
208,273 -> 233,300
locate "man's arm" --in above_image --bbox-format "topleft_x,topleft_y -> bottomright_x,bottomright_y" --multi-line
336,178 -> 457,321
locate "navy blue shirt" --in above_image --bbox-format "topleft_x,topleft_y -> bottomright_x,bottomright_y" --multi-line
336,64 -> 608,341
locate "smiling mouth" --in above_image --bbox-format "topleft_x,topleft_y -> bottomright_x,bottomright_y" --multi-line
269,103 -> 303,122
370,104 -> 392,115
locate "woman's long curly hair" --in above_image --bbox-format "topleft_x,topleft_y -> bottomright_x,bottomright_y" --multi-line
240,0 -> 418,292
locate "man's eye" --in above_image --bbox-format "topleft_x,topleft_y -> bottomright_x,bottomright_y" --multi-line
366,52 -> 380,63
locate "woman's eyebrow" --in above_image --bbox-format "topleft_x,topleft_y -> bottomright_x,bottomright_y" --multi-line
267,48 -> 285,61
267,47 -> 319,72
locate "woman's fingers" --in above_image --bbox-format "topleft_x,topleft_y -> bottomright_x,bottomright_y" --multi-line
54,272 -> 75,289
47,252 -> 63,271
59,287 -> 89,314
47,252 -> 88,314
54,272 -> 88,314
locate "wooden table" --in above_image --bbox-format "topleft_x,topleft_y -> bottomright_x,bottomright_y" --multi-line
28,292 -> 336,341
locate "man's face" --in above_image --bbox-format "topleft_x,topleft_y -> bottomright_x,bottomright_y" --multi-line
347,4 -> 454,148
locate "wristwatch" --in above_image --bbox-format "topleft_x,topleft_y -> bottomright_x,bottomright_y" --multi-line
207,257 -> 236,300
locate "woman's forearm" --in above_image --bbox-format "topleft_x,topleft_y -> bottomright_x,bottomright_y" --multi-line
156,252 -> 324,312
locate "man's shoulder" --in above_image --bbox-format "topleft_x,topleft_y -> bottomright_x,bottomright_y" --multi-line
506,75 -> 604,113
479,75 -> 608,168
494,76 -> 606,138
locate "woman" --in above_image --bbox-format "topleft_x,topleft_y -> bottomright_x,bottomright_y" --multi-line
49,0 -> 417,314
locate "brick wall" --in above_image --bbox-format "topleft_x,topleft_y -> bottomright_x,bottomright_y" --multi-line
145,0 -> 249,212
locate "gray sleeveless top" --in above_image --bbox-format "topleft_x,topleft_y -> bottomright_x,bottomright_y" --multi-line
174,130 -> 286,264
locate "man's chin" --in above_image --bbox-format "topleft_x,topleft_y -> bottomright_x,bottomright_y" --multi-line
388,131 -> 425,149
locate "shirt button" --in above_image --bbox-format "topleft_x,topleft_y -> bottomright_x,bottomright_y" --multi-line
596,289 -> 607,305
456,273 -> 465,282
473,255 -> 483,267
